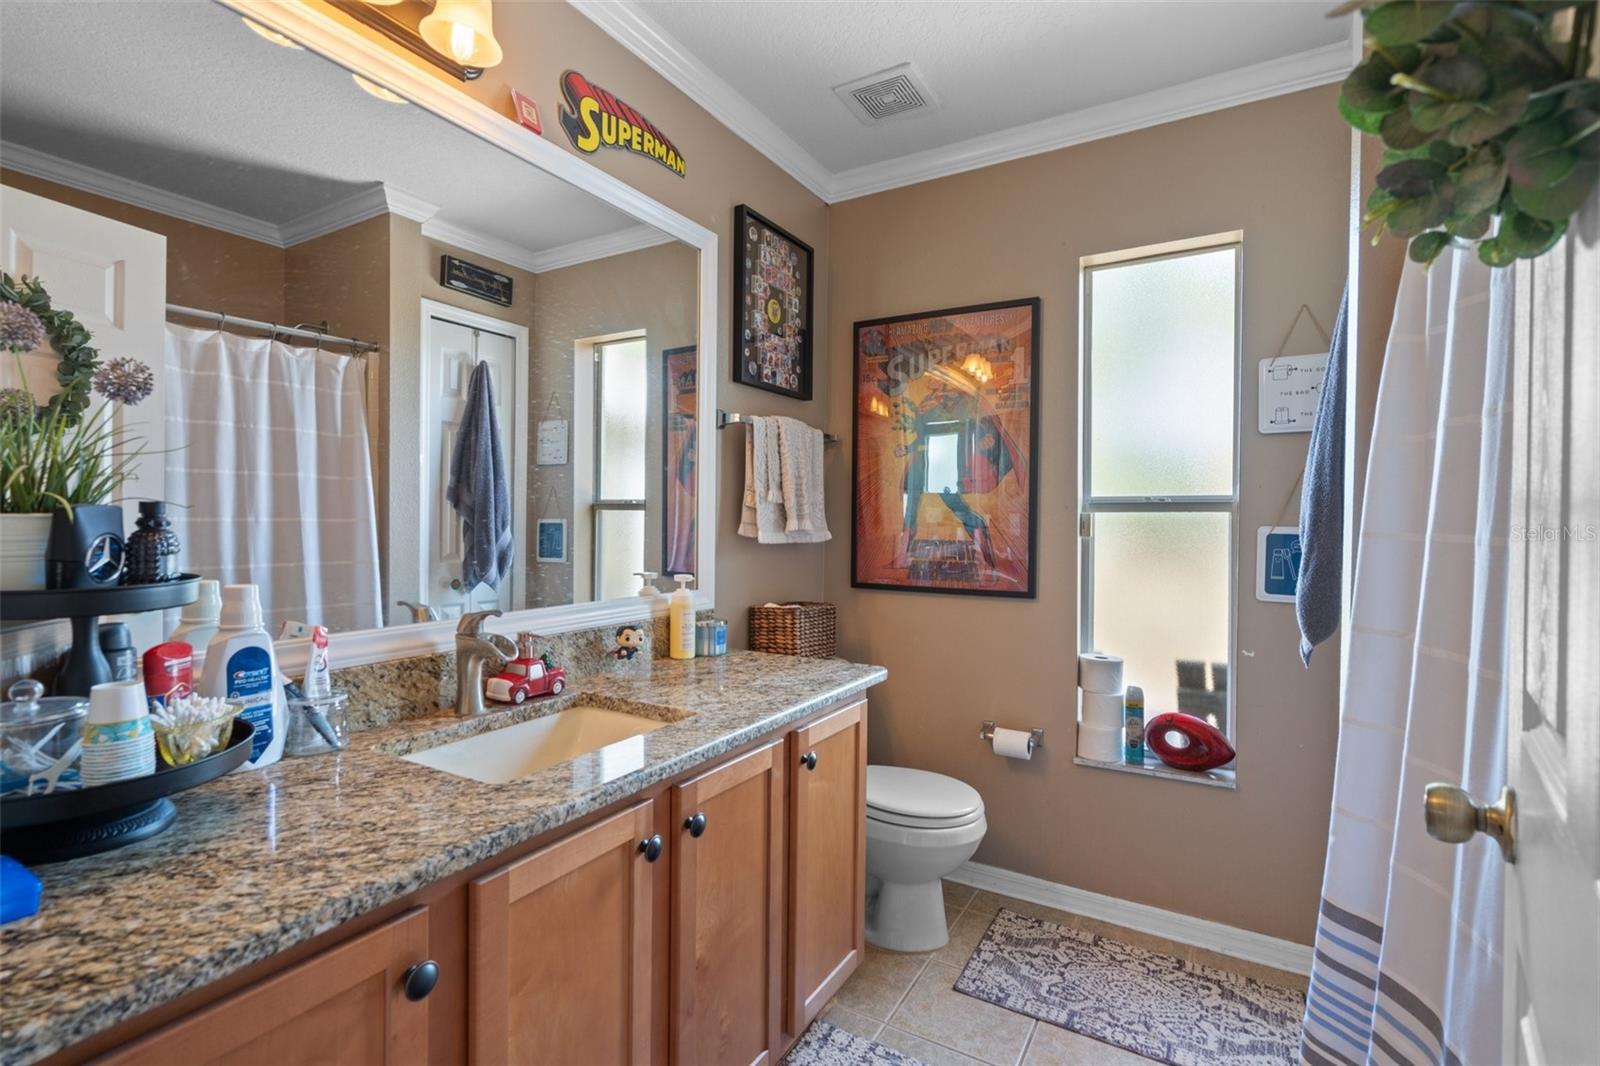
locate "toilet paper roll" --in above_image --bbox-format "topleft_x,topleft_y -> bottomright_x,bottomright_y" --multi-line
1080,689 -> 1126,731
991,727 -> 1034,760
1078,652 -> 1124,694
1077,723 -> 1123,763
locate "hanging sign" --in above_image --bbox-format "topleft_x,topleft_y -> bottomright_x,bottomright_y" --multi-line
557,70 -> 686,177
1258,352 -> 1328,434
1256,526 -> 1303,603
440,255 -> 512,307
511,89 -> 542,135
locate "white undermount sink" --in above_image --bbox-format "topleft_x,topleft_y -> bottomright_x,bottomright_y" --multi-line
401,706 -> 669,784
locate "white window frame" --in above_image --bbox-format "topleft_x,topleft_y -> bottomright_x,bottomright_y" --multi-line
1078,231 -> 1243,765
591,333 -> 649,600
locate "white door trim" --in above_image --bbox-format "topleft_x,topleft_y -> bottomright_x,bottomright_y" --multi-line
948,860 -> 1315,975
218,0 -> 719,675
418,298 -> 530,614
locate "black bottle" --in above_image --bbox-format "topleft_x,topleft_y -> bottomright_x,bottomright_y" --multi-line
98,622 -> 137,682
126,501 -> 181,583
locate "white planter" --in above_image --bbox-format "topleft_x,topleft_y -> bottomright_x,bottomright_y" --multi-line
0,513 -> 53,590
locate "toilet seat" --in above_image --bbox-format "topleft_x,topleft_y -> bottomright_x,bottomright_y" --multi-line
866,766 -> 984,830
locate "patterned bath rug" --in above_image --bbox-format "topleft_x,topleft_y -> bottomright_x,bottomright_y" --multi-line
783,1020 -> 928,1066
954,908 -> 1304,1066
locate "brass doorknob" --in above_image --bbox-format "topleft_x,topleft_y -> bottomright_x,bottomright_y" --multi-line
1423,783 -> 1516,863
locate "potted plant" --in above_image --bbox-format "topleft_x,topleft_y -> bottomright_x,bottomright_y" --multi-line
1,272 -> 154,590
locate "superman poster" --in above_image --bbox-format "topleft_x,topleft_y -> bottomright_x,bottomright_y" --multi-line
851,299 -> 1039,597
662,345 -> 697,575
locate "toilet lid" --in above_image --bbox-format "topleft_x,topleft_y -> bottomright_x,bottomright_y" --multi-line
866,766 -> 984,828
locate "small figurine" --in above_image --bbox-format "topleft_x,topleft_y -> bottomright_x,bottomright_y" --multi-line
613,624 -> 645,660
485,651 -> 567,704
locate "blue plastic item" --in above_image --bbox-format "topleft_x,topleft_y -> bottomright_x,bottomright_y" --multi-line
0,855 -> 42,923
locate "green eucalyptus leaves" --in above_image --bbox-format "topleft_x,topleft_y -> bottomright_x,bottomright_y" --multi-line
1338,1 -> 1600,266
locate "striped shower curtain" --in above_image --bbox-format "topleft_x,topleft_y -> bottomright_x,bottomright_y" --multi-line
1300,250 -> 1512,1066
164,323 -> 384,633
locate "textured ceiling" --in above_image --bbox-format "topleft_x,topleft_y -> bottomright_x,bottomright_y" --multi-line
0,1 -> 650,252
637,1 -> 1349,172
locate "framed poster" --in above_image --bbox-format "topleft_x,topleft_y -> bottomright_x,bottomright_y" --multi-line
536,519 -> 568,563
662,344 -> 698,575
852,298 -> 1040,598
733,205 -> 813,399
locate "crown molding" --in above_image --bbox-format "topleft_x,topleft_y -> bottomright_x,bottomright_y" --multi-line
827,42 -> 1352,200
527,223 -> 674,272
0,140 -> 283,245
420,216 -> 543,273
565,2 -> 1351,205
567,0 -> 835,202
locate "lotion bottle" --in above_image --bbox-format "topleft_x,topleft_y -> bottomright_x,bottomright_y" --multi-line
669,574 -> 695,660
198,584 -> 287,770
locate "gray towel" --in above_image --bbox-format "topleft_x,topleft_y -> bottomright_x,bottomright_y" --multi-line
446,362 -> 513,591
1297,287 -> 1348,665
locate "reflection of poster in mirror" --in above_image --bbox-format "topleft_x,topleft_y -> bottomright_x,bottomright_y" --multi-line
663,345 -> 697,575
852,299 -> 1040,598
733,205 -> 813,400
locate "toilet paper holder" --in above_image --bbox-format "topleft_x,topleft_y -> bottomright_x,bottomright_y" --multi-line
980,720 -> 1044,755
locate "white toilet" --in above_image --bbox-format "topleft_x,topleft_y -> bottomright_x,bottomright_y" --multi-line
864,765 -> 987,952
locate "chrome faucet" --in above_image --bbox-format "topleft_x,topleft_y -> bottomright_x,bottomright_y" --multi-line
397,599 -> 439,623
454,610 -> 517,717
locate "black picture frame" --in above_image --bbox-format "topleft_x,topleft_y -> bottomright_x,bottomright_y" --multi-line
850,297 -> 1041,599
732,205 -> 814,400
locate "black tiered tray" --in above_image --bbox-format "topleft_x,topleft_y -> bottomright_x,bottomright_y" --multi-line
0,719 -> 254,864
0,574 -> 200,695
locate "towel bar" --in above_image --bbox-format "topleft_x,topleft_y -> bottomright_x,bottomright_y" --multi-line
716,410 -> 839,445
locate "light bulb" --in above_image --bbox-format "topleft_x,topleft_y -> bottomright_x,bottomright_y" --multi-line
448,22 -> 476,64
419,0 -> 503,69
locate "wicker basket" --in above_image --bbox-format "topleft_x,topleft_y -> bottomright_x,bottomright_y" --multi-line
749,602 -> 836,658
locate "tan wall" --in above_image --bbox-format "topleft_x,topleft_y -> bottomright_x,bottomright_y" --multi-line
527,241 -> 698,606
823,86 -> 1349,944
1,169 -> 285,321
320,0 -> 832,647
384,215 -> 541,624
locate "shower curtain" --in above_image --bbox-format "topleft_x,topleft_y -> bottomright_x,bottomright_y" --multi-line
164,323 -> 383,633
1300,250 -> 1512,1066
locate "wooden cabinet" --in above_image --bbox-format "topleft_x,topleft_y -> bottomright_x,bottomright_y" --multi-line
786,701 -> 867,1033
100,907 -> 433,1066
467,800 -> 659,1066
671,740 -> 786,1066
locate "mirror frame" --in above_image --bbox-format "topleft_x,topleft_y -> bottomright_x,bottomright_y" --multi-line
221,0 -> 719,672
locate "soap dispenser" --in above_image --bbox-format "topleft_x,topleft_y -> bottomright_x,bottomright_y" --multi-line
634,571 -> 660,600
669,574 -> 695,660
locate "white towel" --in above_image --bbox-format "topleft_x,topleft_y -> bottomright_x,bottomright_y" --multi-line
777,416 -> 829,542
737,416 -> 829,543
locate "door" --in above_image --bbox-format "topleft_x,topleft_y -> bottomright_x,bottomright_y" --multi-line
1502,182 -> 1599,1062
672,741 -> 785,1066
100,908 -> 432,1065
468,800 -> 659,1066
419,299 -> 528,620
786,701 -> 867,1034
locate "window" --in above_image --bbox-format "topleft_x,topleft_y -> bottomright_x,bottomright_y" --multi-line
1081,237 -> 1239,741
593,336 -> 647,600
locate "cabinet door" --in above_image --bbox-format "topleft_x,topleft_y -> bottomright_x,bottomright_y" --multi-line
787,701 -> 868,1032
468,799 -> 658,1066
101,908 -> 432,1066
672,741 -> 785,1066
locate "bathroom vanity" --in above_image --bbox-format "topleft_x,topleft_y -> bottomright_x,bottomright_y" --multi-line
1,653 -> 884,1066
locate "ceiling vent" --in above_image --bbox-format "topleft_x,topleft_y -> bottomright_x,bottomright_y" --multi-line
833,63 -> 938,126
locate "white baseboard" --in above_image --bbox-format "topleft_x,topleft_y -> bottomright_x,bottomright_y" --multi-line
947,861 -> 1314,976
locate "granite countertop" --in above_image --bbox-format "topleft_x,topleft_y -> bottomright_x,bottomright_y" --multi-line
0,652 -> 886,1064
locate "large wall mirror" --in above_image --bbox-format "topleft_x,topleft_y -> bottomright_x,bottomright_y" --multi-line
0,1 -> 717,663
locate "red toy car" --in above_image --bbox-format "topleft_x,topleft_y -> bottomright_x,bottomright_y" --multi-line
485,656 -> 567,704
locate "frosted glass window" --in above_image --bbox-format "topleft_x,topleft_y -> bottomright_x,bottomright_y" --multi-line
598,338 -> 647,500
595,508 -> 644,601
1090,513 -> 1231,729
925,429 -> 960,494
1088,248 -> 1236,497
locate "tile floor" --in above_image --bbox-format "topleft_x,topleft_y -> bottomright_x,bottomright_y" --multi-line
820,880 -> 1309,1066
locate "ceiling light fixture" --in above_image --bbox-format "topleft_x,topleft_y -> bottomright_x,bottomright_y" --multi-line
352,74 -> 408,104
241,17 -> 302,49
419,0 -> 503,69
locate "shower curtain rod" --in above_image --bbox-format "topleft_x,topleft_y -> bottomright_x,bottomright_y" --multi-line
166,304 -> 380,354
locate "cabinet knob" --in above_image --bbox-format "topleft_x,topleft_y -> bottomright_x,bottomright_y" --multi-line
639,834 -> 663,862
684,811 -> 707,838
801,750 -> 819,771
402,960 -> 439,1002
